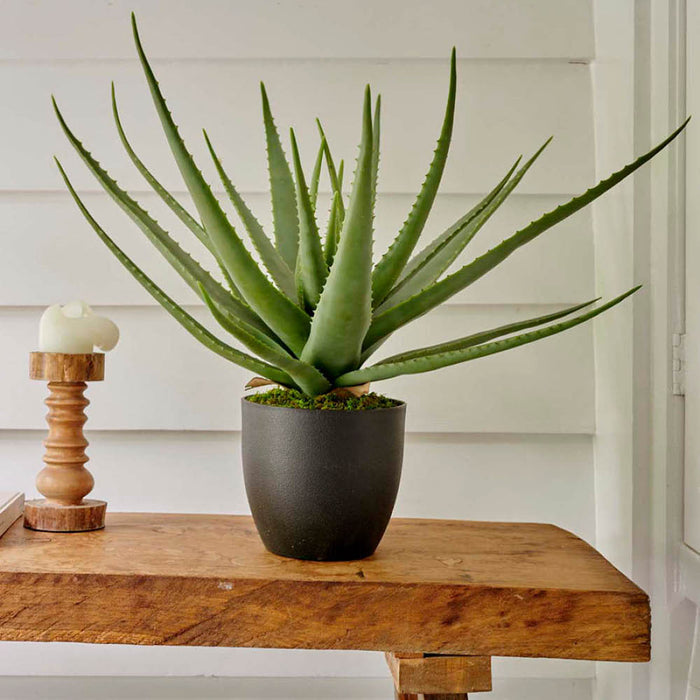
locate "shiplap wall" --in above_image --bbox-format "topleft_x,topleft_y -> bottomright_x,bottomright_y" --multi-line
0,1 -> 600,698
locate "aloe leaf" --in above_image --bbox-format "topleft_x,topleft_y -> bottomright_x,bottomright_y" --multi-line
340,287 -> 639,386
371,95 -> 381,207
323,191 -> 341,267
309,136 -> 325,211
380,141 -> 549,311
316,119 -> 346,219
376,162 -> 521,314
260,82 -> 299,269
202,285 -> 290,357
363,118 -> 689,352
370,296 -> 598,366
112,83 -> 204,245
290,128 -> 328,308
371,48 -> 457,306
301,86 -> 374,378
54,98 -> 279,341
200,284 -> 331,396
334,160 -> 345,252
203,129 -> 297,300
392,156 -> 521,288
337,160 -> 345,190
56,159 -> 294,386
111,84 -> 242,300
131,15 -> 310,355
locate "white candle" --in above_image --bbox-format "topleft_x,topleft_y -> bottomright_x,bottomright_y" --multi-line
38,301 -> 119,354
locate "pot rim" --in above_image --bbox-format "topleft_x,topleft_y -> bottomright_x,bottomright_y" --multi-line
241,395 -> 406,414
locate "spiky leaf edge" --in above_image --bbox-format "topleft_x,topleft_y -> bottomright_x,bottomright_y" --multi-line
323,191 -> 342,267
203,129 -> 297,300
300,86 -> 374,378
377,153 -> 526,313
54,97 -> 276,341
316,119 -> 346,220
370,48 -> 457,306
260,82 -> 300,269
200,284 -> 331,396
131,14 -> 310,355
111,83 -> 242,300
340,287 -> 640,385
309,136 -> 325,211
55,158 -> 294,386
376,296 -> 599,365
363,118 -> 690,352
289,128 -> 328,309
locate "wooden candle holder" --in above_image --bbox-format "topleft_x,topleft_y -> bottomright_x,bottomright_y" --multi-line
24,352 -> 107,532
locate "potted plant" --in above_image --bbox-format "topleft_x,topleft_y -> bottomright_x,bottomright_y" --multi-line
52,15 -> 687,561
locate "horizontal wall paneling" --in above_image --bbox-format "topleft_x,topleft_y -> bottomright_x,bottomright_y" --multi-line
1,62 -> 594,194
2,192 -> 593,307
0,1 -> 594,61
0,304 -> 596,432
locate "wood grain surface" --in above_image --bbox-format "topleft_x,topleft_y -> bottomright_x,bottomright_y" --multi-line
23,499 -> 106,533
29,352 -> 104,382
25,352 -> 107,532
0,514 -> 650,661
386,652 -> 492,693
0,492 -> 24,538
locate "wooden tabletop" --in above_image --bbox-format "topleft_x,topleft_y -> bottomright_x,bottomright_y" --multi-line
0,514 -> 649,662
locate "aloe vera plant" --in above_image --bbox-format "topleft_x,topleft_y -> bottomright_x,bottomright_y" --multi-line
53,16 -> 688,397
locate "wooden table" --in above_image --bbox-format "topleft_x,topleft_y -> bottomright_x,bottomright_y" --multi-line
0,513 -> 650,698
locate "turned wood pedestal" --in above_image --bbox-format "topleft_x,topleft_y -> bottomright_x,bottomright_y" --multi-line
0,515 -> 650,697
24,352 -> 107,532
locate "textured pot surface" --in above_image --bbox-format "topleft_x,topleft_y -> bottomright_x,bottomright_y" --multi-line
241,399 -> 406,561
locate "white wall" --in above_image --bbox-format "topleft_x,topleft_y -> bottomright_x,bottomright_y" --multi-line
0,1 -> 611,698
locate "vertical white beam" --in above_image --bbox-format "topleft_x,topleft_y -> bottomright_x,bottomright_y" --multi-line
684,0 -> 700,556
591,0 -> 635,697
647,1 -> 691,698
633,1 -> 653,697
594,0 -> 689,698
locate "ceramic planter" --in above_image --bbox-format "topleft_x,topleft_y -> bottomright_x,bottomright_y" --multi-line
241,398 -> 406,561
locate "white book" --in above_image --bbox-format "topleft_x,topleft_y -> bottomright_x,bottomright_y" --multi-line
0,492 -> 24,538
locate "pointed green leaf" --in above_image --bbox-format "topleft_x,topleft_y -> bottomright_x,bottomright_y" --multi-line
323,191 -> 341,267
112,84 -> 204,245
54,97 -> 278,340
200,285 -> 331,396
111,83 -> 242,299
380,141 -> 548,311
392,155 -> 521,288
309,136 -> 325,211
290,128 -> 328,308
371,94 -> 381,207
316,119 -> 346,220
340,287 -> 640,386
371,296 -> 598,365
337,160 -> 345,189
363,118 -> 689,352
203,129 -> 297,300
56,159 -> 294,386
260,82 -> 299,269
377,161 -> 521,316
131,15 -> 310,355
289,129 -> 328,309
371,48 -> 457,306
301,86 -> 374,378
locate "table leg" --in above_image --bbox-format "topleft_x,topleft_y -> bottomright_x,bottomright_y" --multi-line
395,692 -> 419,700
395,694 -> 468,700
387,652 -> 488,697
